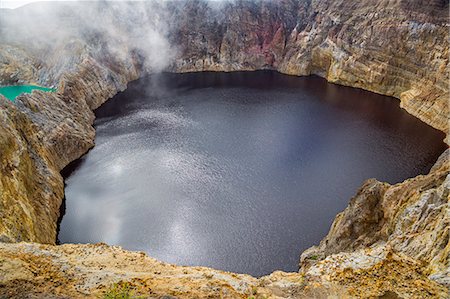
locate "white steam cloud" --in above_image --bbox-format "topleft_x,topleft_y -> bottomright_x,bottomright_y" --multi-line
0,0 -> 176,78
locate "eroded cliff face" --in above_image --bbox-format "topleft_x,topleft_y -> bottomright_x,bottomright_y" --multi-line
0,43 -> 142,242
169,0 -> 449,139
285,0 -> 449,140
0,0 -> 448,298
0,97 -> 63,243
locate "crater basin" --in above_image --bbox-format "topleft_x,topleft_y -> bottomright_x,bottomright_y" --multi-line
58,71 -> 447,276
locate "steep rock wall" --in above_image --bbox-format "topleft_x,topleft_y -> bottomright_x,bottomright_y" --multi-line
169,0 -> 449,139
0,98 -> 62,243
0,44 -> 141,242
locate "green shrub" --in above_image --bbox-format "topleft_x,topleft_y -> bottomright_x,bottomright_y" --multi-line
103,282 -> 140,299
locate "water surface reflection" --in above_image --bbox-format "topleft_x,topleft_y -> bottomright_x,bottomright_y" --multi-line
59,71 -> 446,276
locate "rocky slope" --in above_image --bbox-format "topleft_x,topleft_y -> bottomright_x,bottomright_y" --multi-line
301,148 -> 450,287
0,0 -> 449,298
0,238 -> 448,299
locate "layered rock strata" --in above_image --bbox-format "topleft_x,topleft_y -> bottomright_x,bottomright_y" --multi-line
169,0 -> 449,140
2,1 -> 448,140
0,0 -> 449,298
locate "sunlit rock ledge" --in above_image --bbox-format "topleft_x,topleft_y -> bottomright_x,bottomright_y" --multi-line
0,239 -> 448,298
0,0 -> 449,297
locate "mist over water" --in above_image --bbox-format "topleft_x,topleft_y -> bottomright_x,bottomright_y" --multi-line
59,71 -> 446,276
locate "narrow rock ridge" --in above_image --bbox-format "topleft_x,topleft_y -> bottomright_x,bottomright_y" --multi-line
0,0 -> 448,297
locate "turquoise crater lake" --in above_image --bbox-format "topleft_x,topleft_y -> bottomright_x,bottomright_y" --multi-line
0,85 -> 55,101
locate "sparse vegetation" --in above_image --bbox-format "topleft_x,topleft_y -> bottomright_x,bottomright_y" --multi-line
103,282 -> 141,299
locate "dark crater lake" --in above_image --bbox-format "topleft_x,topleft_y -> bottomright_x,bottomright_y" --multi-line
59,71 -> 446,276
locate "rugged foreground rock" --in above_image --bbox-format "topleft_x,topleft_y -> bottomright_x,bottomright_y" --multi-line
0,240 -> 448,298
301,148 -> 450,288
0,0 -> 449,297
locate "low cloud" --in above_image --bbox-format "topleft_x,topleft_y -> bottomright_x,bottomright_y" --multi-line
0,1 -> 176,74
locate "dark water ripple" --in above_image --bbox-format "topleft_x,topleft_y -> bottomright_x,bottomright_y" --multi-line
59,71 -> 446,276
